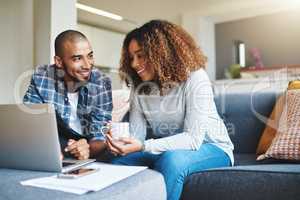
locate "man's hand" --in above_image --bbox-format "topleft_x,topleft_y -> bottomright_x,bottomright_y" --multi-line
65,139 -> 90,160
106,134 -> 143,156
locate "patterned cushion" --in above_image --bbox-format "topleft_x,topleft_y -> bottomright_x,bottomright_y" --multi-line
256,94 -> 285,155
257,89 -> 300,160
256,80 -> 300,155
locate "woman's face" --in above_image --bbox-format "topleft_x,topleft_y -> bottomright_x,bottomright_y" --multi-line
128,39 -> 155,81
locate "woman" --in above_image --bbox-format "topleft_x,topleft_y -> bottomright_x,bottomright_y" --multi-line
106,20 -> 234,200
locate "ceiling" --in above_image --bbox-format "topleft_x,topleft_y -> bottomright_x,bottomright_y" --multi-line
78,0 -> 300,33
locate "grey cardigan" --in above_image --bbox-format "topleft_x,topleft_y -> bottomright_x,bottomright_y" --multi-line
129,68 -> 234,164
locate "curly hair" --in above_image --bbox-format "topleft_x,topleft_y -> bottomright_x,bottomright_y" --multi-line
119,19 -> 207,92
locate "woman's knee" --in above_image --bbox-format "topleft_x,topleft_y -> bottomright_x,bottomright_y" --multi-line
155,151 -> 188,174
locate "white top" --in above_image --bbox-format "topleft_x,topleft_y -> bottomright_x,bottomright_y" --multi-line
129,68 -> 234,164
67,92 -> 82,135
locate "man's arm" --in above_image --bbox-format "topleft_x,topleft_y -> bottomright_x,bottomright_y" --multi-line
23,78 -> 44,103
88,75 -> 113,157
64,138 -> 107,160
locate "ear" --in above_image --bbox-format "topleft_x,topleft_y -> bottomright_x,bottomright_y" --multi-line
54,56 -> 63,68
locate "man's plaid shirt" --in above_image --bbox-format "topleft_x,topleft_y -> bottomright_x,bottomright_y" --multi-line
23,64 -> 112,140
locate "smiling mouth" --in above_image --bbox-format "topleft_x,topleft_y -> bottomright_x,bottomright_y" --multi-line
137,67 -> 146,74
79,70 -> 91,77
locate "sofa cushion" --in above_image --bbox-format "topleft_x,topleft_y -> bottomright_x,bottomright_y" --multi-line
234,153 -> 300,166
234,153 -> 258,165
182,164 -> 300,200
256,81 -> 300,155
233,153 -> 298,166
256,94 -> 285,155
214,91 -> 278,153
112,90 -> 130,122
259,89 -> 300,161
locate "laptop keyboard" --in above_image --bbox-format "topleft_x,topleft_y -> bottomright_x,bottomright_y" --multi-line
62,162 -> 74,167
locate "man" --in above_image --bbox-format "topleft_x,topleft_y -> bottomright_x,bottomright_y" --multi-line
23,30 -> 112,160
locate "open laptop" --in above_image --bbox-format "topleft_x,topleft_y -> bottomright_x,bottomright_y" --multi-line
0,104 -> 95,173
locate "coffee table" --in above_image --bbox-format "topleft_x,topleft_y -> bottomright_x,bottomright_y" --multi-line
0,167 -> 166,200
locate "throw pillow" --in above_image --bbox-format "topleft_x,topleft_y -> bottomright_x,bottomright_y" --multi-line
257,89 -> 300,161
288,80 -> 300,90
256,80 -> 300,155
256,94 -> 285,155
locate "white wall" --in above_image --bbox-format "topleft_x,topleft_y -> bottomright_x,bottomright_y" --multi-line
34,0 -> 51,65
181,14 -> 216,80
77,23 -> 125,69
50,0 -> 77,62
34,0 -> 77,65
77,23 -> 126,89
0,0 -> 78,104
0,0 -> 34,104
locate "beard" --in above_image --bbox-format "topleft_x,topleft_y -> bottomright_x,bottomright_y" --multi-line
62,62 -> 92,91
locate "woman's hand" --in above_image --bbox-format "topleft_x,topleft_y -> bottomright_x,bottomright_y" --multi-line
106,134 -> 143,156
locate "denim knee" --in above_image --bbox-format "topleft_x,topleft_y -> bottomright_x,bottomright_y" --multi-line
154,151 -> 189,177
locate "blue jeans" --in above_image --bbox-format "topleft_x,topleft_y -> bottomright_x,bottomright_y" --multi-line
110,143 -> 231,200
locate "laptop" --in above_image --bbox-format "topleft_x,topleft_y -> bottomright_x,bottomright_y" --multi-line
0,104 -> 95,173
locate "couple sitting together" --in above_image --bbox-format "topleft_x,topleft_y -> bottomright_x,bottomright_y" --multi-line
23,19 -> 234,200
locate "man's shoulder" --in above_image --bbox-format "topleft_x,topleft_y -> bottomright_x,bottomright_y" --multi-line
32,64 -> 56,79
30,64 -> 57,91
90,68 -> 111,85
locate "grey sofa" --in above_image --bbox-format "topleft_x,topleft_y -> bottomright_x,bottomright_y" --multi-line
181,90 -> 300,200
2,89 -> 300,200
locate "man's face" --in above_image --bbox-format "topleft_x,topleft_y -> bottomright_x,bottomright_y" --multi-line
55,39 -> 94,83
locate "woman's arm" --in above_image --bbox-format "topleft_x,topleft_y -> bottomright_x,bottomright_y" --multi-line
106,94 -> 148,155
144,70 -> 225,154
129,95 -> 147,141
107,70 -> 227,156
